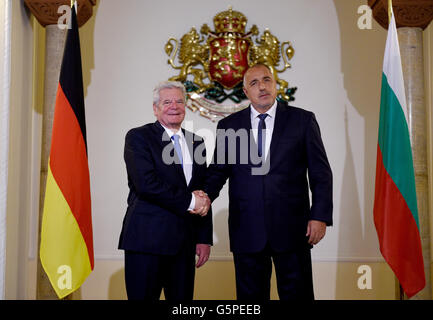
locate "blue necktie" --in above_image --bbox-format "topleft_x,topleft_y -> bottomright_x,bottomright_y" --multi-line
257,113 -> 268,158
171,134 -> 183,167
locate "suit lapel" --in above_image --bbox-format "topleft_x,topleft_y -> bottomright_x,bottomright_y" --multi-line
241,106 -> 253,131
153,121 -> 171,149
183,128 -> 197,187
268,101 -> 288,161
153,121 -> 187,186
240,106 -> 258,164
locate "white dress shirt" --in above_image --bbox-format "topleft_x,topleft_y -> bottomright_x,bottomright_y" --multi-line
250,100 -> 277,159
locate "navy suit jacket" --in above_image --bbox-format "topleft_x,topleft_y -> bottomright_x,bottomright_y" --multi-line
205,101 -> 332,254
118,121 -> 213,255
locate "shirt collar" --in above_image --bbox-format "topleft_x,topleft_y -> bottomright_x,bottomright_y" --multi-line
250,100 -> 277,120
159,123 -> 184,140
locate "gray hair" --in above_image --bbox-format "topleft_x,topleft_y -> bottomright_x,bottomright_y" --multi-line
153,81 -> 186,105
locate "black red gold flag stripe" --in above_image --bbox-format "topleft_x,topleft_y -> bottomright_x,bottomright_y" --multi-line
40,4 -> 94,299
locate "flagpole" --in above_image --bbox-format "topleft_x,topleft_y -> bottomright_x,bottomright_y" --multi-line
388,0 -> 392,22
388,0 -> 404,301
58,0 -> 78,301
395,280 -> 405,300
71,0 -> 78,14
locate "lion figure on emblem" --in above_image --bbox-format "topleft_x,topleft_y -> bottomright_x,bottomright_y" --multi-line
249,30 -> 294,101
165,28 -> 212,93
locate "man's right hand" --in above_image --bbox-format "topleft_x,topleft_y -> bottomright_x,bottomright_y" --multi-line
190,190 -> 210,216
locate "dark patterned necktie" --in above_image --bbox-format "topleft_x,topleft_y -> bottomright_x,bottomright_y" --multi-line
257,113 -> 268,158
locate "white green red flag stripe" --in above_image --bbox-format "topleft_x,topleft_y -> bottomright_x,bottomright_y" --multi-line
40,5 -> 94,299
373,8 -> 425,298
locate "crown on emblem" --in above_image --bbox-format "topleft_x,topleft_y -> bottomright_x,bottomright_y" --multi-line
213,6 -> 247,34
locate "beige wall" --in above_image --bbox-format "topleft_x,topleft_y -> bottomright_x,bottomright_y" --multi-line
5,0 -> 34,299
6,0 -> 433,299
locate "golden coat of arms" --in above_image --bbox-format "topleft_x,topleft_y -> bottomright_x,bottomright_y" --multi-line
165,7 -> 296,121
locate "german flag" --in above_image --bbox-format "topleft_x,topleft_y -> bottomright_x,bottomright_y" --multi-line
40,4 -> 94,299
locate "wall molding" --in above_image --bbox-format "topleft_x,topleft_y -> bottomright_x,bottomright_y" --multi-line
91,253 -> 385,263
0,0 -> 12,301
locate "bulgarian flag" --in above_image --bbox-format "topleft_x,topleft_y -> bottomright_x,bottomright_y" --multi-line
373,3 -> 425,298
40,4 -> 94,299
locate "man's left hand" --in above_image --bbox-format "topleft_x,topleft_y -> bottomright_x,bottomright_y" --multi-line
196,244 -> 211,268
306,220 -> 326,245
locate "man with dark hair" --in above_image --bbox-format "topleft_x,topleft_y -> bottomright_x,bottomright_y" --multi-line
205,64 -> 333,300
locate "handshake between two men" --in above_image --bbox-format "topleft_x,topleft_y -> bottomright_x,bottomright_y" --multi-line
189,190 -> 211,217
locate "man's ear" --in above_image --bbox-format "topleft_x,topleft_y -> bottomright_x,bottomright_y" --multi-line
153,104 -> 158,117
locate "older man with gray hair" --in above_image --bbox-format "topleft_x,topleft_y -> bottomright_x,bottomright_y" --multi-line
118,81 -> 212,300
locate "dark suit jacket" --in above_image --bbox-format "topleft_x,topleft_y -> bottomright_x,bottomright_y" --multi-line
205,101 -> 332,254
118,121 -> 213,255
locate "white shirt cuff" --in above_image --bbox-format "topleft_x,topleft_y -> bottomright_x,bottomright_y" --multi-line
188,193 -> 196,211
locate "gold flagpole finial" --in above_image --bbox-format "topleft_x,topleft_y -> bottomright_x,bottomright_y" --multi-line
388,0 -> 393,23
71,0 -> 78,14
